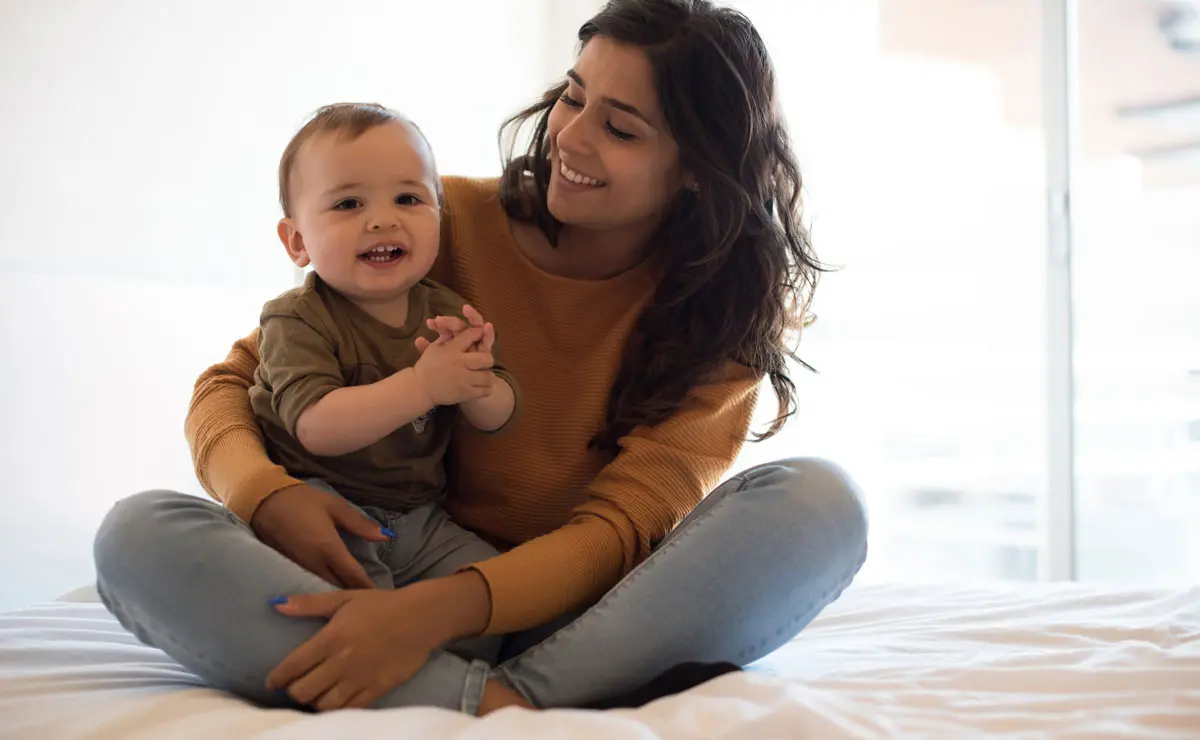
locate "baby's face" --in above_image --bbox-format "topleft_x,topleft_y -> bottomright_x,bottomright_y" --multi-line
281,122 -> 441,306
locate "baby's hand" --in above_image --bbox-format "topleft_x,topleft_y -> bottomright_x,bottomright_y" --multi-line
421,305 -> 494,352
412,326 -> 495,407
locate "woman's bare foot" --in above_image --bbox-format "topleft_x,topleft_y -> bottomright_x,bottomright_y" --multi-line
477,678 -> 533,715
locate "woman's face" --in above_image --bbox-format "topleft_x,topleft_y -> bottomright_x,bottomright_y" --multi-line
546,36 -> 685,233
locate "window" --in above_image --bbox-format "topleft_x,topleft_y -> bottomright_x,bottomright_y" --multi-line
729,0 -> 1200,585
729,0 -> 1048,582
1074,0 -> 1200,585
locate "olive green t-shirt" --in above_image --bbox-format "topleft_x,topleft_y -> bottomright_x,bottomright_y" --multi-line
249,271 -> 517,512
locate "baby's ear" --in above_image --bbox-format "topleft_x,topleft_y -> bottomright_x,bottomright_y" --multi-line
278,219 -> 310,268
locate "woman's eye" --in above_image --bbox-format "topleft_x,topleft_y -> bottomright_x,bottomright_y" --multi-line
607,124 -> 635,141
558,91 -> 635,140
396,193 -> 422,206
333,198 -> 361,210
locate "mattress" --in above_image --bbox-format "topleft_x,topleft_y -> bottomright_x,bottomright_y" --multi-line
0,582 -> 1197,739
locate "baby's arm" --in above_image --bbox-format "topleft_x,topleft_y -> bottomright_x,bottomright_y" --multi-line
261,313 -> 434,459
424,305 -> 518,433
296,370 -> 432,457
460,378 -> 516,432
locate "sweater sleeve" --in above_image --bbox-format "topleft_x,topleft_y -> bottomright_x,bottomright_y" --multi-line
470,362 -> 761,634
183,330 -> 303,522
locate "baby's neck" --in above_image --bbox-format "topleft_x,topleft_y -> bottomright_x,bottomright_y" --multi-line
351,290 -> 411,329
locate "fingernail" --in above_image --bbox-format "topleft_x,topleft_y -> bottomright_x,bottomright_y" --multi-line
268,596 -> 288,606
381,527 -> 396,538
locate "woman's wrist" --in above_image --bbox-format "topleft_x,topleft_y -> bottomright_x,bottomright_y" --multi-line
414,569 -> 493,642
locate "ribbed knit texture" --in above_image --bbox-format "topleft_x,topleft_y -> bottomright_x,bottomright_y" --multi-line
184,176 -> 760,634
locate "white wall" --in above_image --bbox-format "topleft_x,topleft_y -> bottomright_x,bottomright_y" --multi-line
0,0 -> 552,610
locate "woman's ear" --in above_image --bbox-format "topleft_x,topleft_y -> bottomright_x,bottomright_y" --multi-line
682,172 -> 700,193
277,219 -> 310,268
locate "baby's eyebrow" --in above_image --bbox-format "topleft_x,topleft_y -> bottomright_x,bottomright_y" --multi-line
321,180 -> 432,199
321,182 -> 362,199
396,180 -> 436,193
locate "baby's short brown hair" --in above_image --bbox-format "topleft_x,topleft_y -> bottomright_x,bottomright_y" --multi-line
278,102 -> 441,217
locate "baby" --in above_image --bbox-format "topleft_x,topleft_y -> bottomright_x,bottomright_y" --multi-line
248,103 -> 517,614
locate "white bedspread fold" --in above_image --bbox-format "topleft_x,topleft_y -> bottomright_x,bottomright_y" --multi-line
1,583 -> 1197,739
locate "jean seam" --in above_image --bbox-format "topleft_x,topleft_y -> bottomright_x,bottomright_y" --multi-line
459,659 -> 490,715
499,473 -> 753,677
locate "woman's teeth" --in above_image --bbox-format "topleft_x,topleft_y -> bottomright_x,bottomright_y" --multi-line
560,161 -> 605,187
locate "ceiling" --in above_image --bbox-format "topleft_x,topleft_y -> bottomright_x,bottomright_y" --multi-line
878,0 -> 1200,186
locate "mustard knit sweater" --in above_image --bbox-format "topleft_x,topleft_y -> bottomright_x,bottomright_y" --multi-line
184,176 -> 760,635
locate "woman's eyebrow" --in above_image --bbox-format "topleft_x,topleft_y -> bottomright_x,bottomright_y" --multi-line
566,69 -> 653,126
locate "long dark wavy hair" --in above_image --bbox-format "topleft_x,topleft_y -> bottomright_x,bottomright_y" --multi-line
499,0 -> 823,454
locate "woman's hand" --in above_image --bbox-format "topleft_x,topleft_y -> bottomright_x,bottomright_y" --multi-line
266,589 -> 435,710
251,483 -> 391,590
267,572 -> 492,711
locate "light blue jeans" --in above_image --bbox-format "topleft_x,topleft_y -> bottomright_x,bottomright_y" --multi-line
93,458 -> 868,713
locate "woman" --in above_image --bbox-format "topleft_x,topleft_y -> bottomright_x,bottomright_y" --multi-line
93,0 -> 867,715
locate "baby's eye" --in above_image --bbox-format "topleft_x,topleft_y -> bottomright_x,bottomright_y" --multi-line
396,193 -> 423,206
333,198 -> 361,210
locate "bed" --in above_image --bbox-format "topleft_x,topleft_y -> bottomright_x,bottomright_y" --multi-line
1,582 -> 1197,739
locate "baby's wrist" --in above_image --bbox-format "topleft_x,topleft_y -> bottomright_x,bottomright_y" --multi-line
400,366 -> 436,409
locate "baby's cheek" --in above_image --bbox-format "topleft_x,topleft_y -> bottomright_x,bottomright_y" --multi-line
414,217 -> 442,249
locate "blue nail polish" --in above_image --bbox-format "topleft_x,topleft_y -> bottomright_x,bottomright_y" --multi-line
268,596 -> 288,605
381,527 -> 396,538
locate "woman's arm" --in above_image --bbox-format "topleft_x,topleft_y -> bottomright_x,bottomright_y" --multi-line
183,330 -> 302,523
464,363 -> 761,635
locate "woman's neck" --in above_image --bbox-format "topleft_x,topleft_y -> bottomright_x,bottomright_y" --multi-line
514,220 -> 655,281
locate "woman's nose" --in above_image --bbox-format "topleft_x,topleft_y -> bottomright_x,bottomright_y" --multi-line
556,114 -> 595,158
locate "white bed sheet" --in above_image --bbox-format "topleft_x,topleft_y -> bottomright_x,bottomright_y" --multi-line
1,582 -> 1197,739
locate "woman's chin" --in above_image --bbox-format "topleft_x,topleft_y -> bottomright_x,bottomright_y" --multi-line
546,189 -> 577,224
